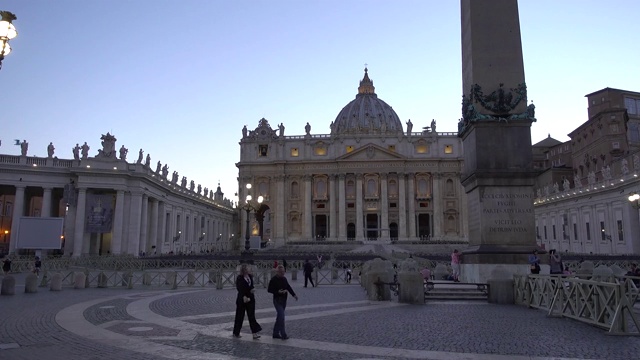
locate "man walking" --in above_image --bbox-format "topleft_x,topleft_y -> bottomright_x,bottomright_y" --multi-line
303,259 -> 315,287
267,265 -> 298,340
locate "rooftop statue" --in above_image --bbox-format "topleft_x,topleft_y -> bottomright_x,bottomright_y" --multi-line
119,145 -> 128,161
136,149 -> 143,164
305,122 -> 311,135
81,142 -> 90,160
72,144 -> 80,160
47,142 -> 55,158
20,140 -> 28,156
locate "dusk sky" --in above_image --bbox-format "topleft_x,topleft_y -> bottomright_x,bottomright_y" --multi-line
2,1 -> 639,204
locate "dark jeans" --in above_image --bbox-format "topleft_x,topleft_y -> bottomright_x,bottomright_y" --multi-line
233,300 -> 261,335
272,298 -> 287,337
304,272 -> 315,287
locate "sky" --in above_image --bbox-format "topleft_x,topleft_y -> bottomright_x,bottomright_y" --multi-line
2,0 -> 639,204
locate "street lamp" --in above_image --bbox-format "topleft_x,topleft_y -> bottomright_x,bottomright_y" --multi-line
0,11 -> 17,71
628,192 -> 640,208
240,183 -> 263,256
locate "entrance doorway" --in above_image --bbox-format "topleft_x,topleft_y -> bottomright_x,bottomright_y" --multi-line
366,213 -> 378,239
389,222 -> 398,240
315,214 -> 327,239
347,223 -> 356,240
417,214 -> 430,240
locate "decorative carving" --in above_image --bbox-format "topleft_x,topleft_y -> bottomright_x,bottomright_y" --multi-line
96,133 -> 117,159
621,158 -> 629,175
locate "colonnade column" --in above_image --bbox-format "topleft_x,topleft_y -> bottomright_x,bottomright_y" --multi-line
139,195 -> 149,255
8,185 -> 26,253
356,174 -> 364,241
398,173 -> 407,239
304,175 -> 312,240
157,202 -> 166,253
380,173 -> 389,241
338,174 -> 346,240
41,187 -> 53,217
432,173 -> 443,239
329,174 -> 337,240
111,190 -> 125,254
127,192 -> 143,255
276,175 -> 285,243
407,173 -> 416,239
72,188 -> 87,257
149,199 -> 159,255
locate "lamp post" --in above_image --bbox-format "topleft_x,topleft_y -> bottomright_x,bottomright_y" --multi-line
0,11 -> 17,71
240,183 -> 263,259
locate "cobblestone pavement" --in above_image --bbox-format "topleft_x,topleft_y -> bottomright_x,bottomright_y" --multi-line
1,272 -> 640,360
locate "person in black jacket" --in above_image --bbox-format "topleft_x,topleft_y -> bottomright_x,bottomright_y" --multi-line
232,264 -> 262,339
303,259 -> 315,288
268,265 -> 298,339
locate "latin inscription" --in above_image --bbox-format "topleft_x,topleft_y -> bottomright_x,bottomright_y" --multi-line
482,192 -> 533,233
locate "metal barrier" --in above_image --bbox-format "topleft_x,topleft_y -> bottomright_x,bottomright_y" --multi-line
514,274 -> 640,335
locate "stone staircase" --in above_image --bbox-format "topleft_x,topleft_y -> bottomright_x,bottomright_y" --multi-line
424,280 -> 489,301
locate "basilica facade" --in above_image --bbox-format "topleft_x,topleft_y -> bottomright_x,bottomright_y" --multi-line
237,69 -> 468,246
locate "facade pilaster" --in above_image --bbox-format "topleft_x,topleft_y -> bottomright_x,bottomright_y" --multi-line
149,198 -> 159,255
328,174 -> 337,240
304,175 -> 312,240
139,195 -> 149,254
41,187 -> 53,217
432,173 -> 443,238
338,174 -> 347,240
356,174 -> 364,241
398,173 -> 407,239
157,201 -> 166,253
408,173 -> 416,238
380,173 -> 389,241
9,185 -> 26,253
72,188 -> 87,257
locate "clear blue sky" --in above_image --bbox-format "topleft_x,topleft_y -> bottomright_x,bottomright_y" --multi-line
2,1 -> 639,204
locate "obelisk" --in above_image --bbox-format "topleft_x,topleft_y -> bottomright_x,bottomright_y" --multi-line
458,0 -> 539,283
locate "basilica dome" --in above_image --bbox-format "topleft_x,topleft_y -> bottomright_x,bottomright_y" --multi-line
332,68 -> 403,136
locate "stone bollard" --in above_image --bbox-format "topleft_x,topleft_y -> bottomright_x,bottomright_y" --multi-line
332,268 -> 339,280
487,267 -> 514,304
97,272 -> 109,288
367,258 -> 395,301
74,272 -> 86,289
1,275 -> 16,295
142,273 -> 152,286
171,272 -> 178,290
187,271 -> 196,285
433,264 -> 449,281
609,264 -> 626,278
398,258 -> 424,304
575,261 -> 594,278
263,271 -> 269,288
592,265 -> 614,282
50,273 -> 63,291
291,269 -> 298,281
25,273 -> 39,293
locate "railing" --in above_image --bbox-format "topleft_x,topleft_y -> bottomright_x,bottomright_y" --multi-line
514,274 -> 640,335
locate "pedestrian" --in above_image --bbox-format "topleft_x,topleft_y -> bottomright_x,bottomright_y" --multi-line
267,265 -> 298,340
273,260 -> 278,269
344,265 -> 352,284
33,256 -> 42,277
451,249 -> 461,282
1,256 -> 11,274
232,264 -> 262,339
303,259 -> 315,288
282,259 -> 287,272
528,250 -> 541,274
549,249 -> 563,274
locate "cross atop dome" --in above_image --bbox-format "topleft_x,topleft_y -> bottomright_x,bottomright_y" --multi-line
358,67 -> 375,95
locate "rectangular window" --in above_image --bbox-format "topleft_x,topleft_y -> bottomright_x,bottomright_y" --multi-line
612,142 -> 620,149
600,221 -> 606,241
415,144 -> 428,154
617,220 -> 624,241
625,97 -> 638,115
347,203 -> 355,208
259,145 -> 268,157
544,226 -> 547,240
316,204 -> 325,209
444,145 -> 453,154
389,202 -> 397,208
586,222 -> 591,241
290,148 -> 299,157
552,225 -> 556,240
573,223 -> 577,240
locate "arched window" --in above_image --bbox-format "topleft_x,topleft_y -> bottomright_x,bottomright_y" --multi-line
446,215 -> 456,233
367,179 -> 377,197
259,182 -> 268,197
291,181 -> 299,198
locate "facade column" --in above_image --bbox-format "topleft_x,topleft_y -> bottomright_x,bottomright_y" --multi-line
149,198 -> 159,255
72,188 -> 87,257
356,174 -> 364,241
338,174 -> 346,240
380,173 -> 389,241
304,175 -> 312,240
408,173 -> 416,239
157,202 -> 166,253
329,174 -> 337,240
111,190 -> 125,254
127,192 -> 143,256
398,173 -> 407,239
41,187 -> 53,217
139,195 -> 149,255
8,185 -> 26,253
432,173 -> 443,239
276,175 -> 285,244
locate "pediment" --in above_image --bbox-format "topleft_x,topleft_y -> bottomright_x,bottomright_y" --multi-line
337,143 -> 406,161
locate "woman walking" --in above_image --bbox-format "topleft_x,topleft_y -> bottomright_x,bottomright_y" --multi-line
232,264 -> 262,339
